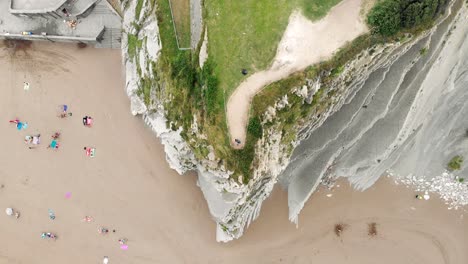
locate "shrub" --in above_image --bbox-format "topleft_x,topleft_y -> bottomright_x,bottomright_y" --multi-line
420,47 -> 428,55
247,116 -> 263,139
447,155 -> 463,171
201,59 -> 220,116
367,0 -> 448,36
367,0 -> 401,36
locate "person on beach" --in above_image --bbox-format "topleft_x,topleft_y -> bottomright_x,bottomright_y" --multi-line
84,147 -> 96,157
82,116 -> 93,127
59,112 -> 73,118
41,232 -> 57,240
82,216 -> 93,222
58,105 -> 72,118
25,134 -> 41,149
5,208 -> 20,219
9,119 -> 27,130
48,209 -> 56,220
48,140 -> 59,149
47,132 -> 60,149
51,132 -> 60,140
98,227 -> 109,234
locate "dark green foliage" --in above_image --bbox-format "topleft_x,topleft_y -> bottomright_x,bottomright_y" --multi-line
248,116 -> 263,139
171,52 -> 194,85
230,143 -> 256,183
368,0 -> 447,36
367,0 -> 401,36
447,155 -> 463,171
200,59 -> 220,117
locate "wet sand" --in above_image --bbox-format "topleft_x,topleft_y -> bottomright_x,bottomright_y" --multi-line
0,42 -> 466,263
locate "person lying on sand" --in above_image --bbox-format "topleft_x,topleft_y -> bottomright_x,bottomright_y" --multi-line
48,139 -> 59,150
82,216 -> 93,222
5,208 -> 20,219
58,105 -> 72,118
9,119 -> 27,130
58,112 -> 73,118
82,116 -> 93,127
51,132 -> 60,140
84,147 -> 96,157
98,227 -> 109,234
41,232 -> 57,240
25,134 -> 41,148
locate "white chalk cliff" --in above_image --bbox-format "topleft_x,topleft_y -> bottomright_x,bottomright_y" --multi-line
121,0 -> 468,241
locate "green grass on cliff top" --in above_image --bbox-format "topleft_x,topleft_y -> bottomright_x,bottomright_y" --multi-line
204,0 -> 342,96
152,0 -> 342,181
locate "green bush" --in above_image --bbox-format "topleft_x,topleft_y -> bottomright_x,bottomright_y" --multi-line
367,0 -> 401,36
419,47 -> 428,55
367,0 -> 447,36
247,116 -> 263,139
447,155 -> 463,171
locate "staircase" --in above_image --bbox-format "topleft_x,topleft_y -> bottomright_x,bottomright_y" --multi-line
95,27 -> 121,49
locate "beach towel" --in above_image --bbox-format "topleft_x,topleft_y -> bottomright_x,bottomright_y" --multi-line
50,140 -> 58,149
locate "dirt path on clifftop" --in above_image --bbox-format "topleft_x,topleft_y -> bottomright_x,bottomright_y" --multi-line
226,0 -> 367,148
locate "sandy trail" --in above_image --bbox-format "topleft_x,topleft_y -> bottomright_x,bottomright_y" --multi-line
0,42 -> 466,263
226,0 -> 368,148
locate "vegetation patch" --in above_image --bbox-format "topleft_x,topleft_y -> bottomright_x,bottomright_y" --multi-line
135,0 -> 144,19
204,0 -> 341,97
367,0 -> 448,36
447,155 -> 463,171
247,116 -> 263,139
127,33 -> 142,60
419,47 -> 428,55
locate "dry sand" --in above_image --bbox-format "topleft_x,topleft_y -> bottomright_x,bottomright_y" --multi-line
0,42 -> 466,264
226,0 -> 368,148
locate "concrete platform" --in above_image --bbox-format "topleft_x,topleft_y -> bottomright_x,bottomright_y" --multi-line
0,0 -> 121,48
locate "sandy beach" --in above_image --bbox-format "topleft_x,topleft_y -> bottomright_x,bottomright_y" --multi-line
0,42 -> 466,264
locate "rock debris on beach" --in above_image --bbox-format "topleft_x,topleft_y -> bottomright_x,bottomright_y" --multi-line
391,171 -> 468,209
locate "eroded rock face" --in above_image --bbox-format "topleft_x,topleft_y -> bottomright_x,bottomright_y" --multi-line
122,0 -> 468,242
282,0 -> 468,222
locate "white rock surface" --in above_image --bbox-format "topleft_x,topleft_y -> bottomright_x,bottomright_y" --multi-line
281,1 -> 468,222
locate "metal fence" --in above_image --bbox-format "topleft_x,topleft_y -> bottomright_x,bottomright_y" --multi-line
167,0 -> 191,50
